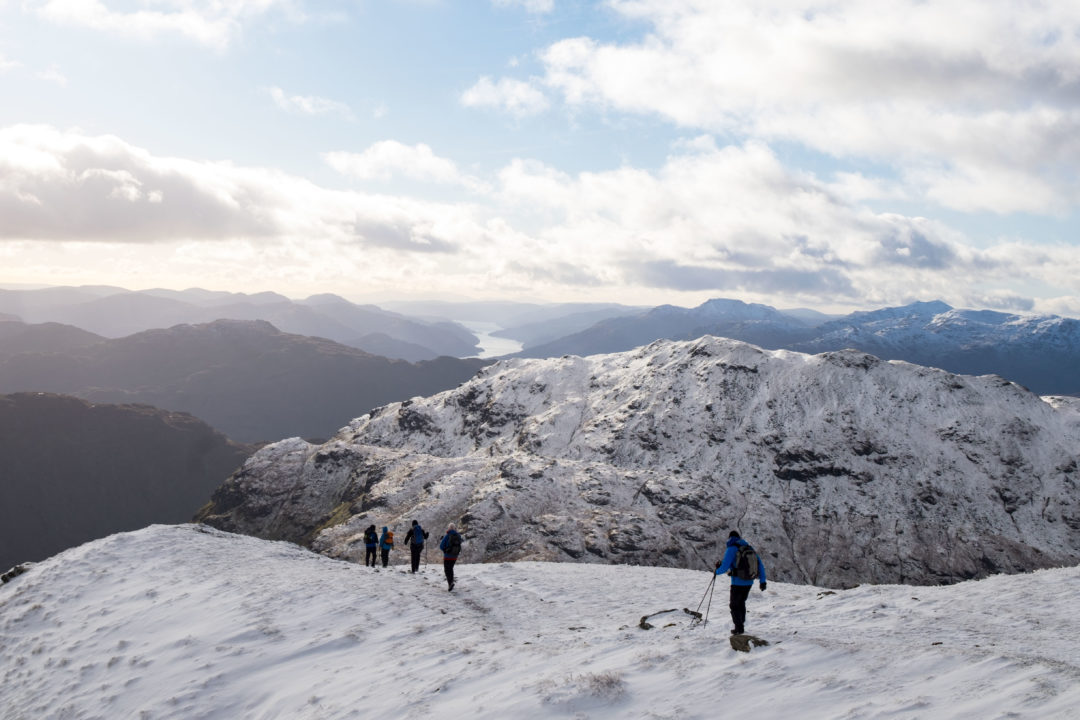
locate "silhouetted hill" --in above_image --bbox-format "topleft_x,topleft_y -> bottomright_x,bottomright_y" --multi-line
0,286 -> 479,359
0,320 -> 489,442
0,320 -> 105,356
0,392 -> 253,570
515,298 -> 813,358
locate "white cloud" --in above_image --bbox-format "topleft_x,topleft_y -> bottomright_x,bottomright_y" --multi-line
325,141 -> 490,193
26,0 -> 299,50
523,0 -> 1080,215
36,65 -> 68,86
0,54 -> 20,72
268,87 -> 354,119
461,76 -> 549,116
1,124 -> 1076,310
493,0 -> 554,14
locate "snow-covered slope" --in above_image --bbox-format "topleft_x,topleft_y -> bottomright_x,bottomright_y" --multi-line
200,336 -> 1080,588
1,525 -> 1078,719
515,299 -> 1080,395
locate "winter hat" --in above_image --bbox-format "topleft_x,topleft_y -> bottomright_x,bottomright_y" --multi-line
412,520 -> 418,526
729,530 -> 741,538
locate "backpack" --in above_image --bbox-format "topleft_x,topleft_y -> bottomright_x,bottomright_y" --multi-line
730,544 -> 759,581
386,531 -> 394,546
446,532 -> 462,556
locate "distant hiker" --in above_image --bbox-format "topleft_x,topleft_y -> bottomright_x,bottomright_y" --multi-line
439,523 -> 463,591
714,530 -> 767,635
403,520 -> 429,573
363,525 -> 379,567
379,526 -> 394,568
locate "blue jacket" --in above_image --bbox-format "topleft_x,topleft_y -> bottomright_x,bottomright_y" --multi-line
439,530 -> 462,559
715,537 -> 767,586
379,527 -> 393,550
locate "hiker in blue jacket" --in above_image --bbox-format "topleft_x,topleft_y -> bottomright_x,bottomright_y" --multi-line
378,526 -> 393,568
715,530 -> 767,635
403,520 -> 429,574
363,524 -> 378,568
439,523 -> 463,591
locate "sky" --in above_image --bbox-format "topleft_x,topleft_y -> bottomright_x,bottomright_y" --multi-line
1,0 -> 1079,315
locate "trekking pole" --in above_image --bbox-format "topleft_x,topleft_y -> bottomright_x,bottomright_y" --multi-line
702,574 -> 717,628
693,573 -> 716,617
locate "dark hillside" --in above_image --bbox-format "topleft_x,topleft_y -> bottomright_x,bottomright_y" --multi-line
0,392 -> 254,570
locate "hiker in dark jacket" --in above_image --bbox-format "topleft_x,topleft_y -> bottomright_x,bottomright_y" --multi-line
403,520 -> 429,573
715,530 -> 767,635
378,526 -> 394,568
363,525 -> 379,567
439,523 -> 463,591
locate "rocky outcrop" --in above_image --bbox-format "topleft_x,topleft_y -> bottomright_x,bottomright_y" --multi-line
199,336 -> 1080,587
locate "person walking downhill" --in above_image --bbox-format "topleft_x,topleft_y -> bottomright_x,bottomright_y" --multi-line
378,526 -> 394,568
439,523 -> 463,591
714,530 -> 767,635
363,524 -> 379,568
403,519 -> 429,574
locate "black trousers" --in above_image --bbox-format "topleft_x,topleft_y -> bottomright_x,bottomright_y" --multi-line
730,584 -> 752,633
444,558 -> 457,588
365,547 -> 377,567
380,548 -> 389,568
410,544 -> 423,572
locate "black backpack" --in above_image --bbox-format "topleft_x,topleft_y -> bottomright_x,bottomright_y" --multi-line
730,544 -> 760,581
447,532 -> 462,556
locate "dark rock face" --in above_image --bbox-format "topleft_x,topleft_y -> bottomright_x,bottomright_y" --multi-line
0,393 -> 254,569
199,337 -> 1080,588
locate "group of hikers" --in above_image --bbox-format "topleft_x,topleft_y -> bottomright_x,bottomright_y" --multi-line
356,522 -> 766,632
359,519 -> 462,591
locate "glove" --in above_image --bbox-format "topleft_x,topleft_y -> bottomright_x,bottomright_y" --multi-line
760,582 -> 767,592
715,560 -> 721,570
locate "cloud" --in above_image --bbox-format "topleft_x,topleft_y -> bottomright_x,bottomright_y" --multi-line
0,54 -> 20,72
493,0 -> 555,14
3,124 -> 1077,312
36,65 -> 68,86
26,0 -> 299,50
521,1 -> 1080,215
0,125 -> 482,251
461,76 -> 549,116
325,141 -> 490,192
268,87 -> 354,119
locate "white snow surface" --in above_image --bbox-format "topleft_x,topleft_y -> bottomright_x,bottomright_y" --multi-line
2,524 -> 1078,719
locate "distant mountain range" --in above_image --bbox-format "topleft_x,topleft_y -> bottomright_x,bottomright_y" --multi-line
512,299 -> 1080,395
0,392 -> 253,570
0,286 -> 479,361
199,336 -> 1080,587
0,319 -> 488,443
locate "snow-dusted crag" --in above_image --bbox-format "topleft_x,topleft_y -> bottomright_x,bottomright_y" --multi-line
199,336 -> 1080,587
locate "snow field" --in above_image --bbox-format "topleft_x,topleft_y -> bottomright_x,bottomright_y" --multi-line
2,524 -> 1078,719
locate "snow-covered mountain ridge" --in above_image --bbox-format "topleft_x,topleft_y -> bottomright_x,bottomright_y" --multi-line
2,525 -> 1079,719
200,336 -> 1080,588
516,299 -> 1080,395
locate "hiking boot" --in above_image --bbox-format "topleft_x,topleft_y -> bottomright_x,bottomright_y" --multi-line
731,628 -> 744,635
